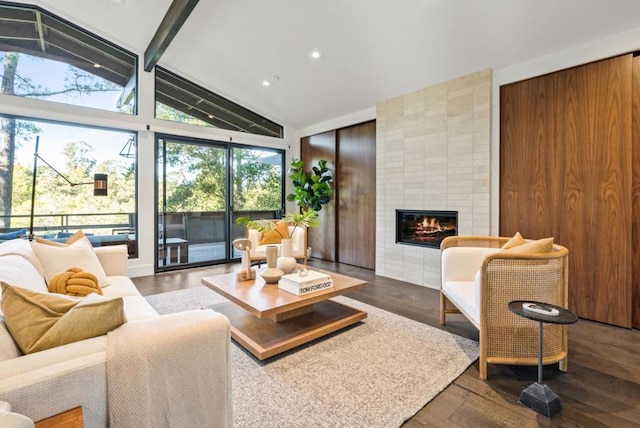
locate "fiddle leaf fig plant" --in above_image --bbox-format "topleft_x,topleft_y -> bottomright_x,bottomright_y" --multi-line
286,158 -> 333,212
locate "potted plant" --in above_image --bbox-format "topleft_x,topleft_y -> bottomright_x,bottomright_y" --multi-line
236,210 -> 319,273
236,209 -> 320,239
286,158 -> 333,212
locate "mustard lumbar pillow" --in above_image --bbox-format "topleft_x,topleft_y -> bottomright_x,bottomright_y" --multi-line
48,267 -> 103,297
1,282 -> 126,354
501,231 -> 526,250
259,221 -> 290,245
502,237 -> 554,254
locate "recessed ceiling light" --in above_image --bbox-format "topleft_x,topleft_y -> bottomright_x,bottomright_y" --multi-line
208,114 -> 214,119
309,50 -> 323,60
93,63 -> 101,68
262,80 -> 271,87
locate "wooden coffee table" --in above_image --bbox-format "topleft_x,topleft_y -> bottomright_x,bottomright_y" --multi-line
201,267 -> 367,360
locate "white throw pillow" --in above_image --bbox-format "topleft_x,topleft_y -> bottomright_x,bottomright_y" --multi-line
0,238 -> 45,276
32,237 -> 110,288
0,254 -> 48,316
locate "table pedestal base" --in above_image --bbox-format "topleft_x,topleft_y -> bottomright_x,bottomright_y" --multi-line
518,382 -> 562,418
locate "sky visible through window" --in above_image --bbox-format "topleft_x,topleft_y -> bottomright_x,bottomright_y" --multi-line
0,52 -> 133,168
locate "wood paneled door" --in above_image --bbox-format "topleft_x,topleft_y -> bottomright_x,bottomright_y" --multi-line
500,54 -> 634,328
301,130 -> 337,262
337,121 -> 376,269
301,120 -> 376,270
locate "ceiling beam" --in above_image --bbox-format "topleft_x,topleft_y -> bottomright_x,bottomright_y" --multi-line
143,0 -> 199,72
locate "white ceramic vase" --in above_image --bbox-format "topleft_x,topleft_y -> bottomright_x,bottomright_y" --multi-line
260,245 -> 283,284
277,238 -> 297,274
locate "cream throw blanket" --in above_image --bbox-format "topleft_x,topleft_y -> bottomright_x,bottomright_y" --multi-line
106,310 -> 231,427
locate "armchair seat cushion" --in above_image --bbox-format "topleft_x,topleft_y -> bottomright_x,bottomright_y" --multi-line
442,276 -> 481,326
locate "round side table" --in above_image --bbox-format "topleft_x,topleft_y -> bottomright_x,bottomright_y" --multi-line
508,300 -> 578,418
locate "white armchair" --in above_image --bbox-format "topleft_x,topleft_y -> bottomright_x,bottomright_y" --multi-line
246,221 -> 308,264
440,236 -> 570,380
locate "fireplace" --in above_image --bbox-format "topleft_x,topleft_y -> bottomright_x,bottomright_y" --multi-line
396,210 -> 458,249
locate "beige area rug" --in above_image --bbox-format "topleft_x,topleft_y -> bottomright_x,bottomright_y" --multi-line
146,286 -> 479,427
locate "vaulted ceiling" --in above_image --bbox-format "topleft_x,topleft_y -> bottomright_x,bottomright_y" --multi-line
21,0 -> 640,129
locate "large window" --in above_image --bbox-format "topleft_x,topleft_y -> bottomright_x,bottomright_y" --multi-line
156,135 -> 284,270
155,67 -> 283,138
0,117 -> 138,256
0,2 -> 137,113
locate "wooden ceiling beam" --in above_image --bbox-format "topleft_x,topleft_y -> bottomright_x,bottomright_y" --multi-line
143,0 -> 199,72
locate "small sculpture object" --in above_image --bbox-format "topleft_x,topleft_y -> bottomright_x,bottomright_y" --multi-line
233,238 -> 256,280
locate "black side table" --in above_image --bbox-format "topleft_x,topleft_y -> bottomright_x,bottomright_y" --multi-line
508,300 -> 578,418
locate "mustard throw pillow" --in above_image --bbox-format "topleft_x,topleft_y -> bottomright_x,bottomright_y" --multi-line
502,237 -> 554,254
48,267 -> 103,297
1,282 -> 126,354
259,221 -> 290,245
501,231 -> 526,250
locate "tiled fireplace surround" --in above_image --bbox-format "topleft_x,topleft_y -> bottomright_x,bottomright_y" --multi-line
376,69 -> 491,289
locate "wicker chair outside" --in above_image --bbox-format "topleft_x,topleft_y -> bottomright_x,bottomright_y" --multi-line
440,236 -> 569,380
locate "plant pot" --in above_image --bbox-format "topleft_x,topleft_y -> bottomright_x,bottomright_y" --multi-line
277,238 -> 297,274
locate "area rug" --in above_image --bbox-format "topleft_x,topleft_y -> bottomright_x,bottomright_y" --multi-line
146,286 -> 479,427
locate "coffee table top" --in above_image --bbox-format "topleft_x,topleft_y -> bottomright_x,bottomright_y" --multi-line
201,266 -> 367,318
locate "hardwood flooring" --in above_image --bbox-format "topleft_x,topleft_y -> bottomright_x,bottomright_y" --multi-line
132,259 -> 640,427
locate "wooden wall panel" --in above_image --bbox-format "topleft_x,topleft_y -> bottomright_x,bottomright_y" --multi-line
336,121 -> 376,269
632,55 -> 640,329
500,55 -> 633,327
301,131 -> 336,262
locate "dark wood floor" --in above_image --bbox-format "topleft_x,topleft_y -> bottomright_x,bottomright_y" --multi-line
133,259 -> 640,427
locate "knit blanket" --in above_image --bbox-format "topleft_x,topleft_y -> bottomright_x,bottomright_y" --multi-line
106,310 -> 232,427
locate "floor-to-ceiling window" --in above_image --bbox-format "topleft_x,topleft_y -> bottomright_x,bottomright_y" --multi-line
0,117 -> 138,255
1,3 -> 287,276
156,135 -> 284,270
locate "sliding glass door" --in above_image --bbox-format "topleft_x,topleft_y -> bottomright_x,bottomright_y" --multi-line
156,135 -> 283,271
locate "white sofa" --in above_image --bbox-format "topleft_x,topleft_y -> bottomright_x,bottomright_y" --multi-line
0,238 -> 232,427
246,223 -> 308,264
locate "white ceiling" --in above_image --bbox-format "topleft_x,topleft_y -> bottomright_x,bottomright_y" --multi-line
31,0 -> 640,129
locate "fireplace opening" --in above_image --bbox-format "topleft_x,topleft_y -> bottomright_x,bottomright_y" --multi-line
396,210 -> 458,249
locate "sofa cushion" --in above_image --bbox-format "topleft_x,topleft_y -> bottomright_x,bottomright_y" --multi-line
501,231 -> 526,250
443,277 -> 481,326
32,233 -> 110,287
259,221 -> 290,245
441,246 -> 499,283
0,320 -> 21,361
121,296 -> 160,321
101,276 -> 144,298
0,229 -> 27,240
502,237 -> 554,254
48,267 -> 102,297
1,283 -> 126,354
0,238 -> 45,276
0,254 -> 48,315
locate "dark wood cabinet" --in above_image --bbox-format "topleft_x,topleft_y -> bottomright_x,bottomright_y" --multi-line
301,120 -> 376,270
501,54 -> 638,328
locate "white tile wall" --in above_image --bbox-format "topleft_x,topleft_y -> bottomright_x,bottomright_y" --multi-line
376,69 -> 492,289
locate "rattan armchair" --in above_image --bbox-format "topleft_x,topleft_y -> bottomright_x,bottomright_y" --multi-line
440,236 -> 569,380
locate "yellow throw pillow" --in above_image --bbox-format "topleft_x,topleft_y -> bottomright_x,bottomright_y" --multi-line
34,230 -> 86,247
502,237 -> 554,254
259,221 -> 290,245
48,267 -> 103,297
501,231 -> 526,250
1,282 -> 126,354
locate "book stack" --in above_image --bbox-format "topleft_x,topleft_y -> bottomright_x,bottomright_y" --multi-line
278,270 -> 334,296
